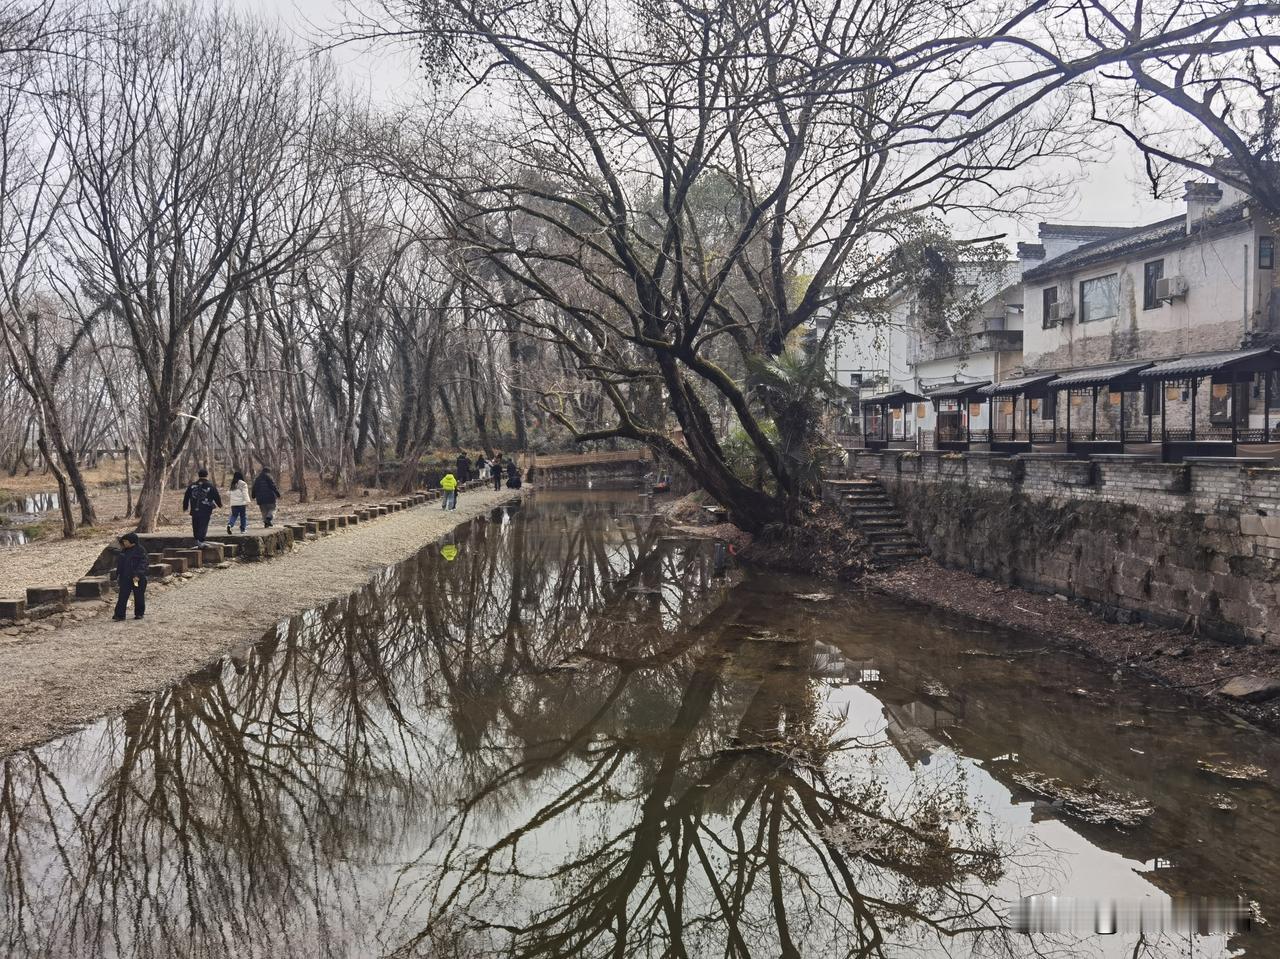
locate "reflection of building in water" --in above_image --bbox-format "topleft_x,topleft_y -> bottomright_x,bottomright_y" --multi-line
882,699 -> 961,766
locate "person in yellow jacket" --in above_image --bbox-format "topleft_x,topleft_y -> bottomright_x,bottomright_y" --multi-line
440,471 -> 458,510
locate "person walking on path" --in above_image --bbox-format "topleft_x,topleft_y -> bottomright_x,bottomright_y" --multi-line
112,531 -> 148,621
505,459 -> 521,489
227,470 -> 249,534
440,470 -> 458,510
455,451 -> 471,483
251,467 -> 280,528
474,454 -> 487,482
490,454 -> 503,491
182,468 -> 222,546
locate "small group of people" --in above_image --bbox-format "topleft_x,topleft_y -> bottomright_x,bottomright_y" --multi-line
440,450 -> 523,509
182,466 -> 281,546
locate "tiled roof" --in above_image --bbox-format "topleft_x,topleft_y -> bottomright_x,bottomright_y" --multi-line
863,389 -> 924,405
926,380 -> 991,399
982,373 -> 1059,396
1049,362 -> 1153,389
1137,348 -> 1280,379
1022,202 -> 1251,283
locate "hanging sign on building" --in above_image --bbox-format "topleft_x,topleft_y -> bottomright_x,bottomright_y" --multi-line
969,403 -> 983,418
915,403 -> 928,419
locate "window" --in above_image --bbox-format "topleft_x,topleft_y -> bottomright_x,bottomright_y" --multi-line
1041,286 -> 1058,329
1262,237 -> 1275,270
1080,274 -> 1120,323
1143,259 -> 1164,310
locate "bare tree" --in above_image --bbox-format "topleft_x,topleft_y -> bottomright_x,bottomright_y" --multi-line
52,0 -> 333,530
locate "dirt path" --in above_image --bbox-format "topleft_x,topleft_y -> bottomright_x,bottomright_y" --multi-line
0,481 -> 421,597
0,488 -> 523,755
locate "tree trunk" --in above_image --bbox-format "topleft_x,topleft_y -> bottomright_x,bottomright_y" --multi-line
438,385 -> 460,449
37,431 -> 75,539
134,442 -> 170,533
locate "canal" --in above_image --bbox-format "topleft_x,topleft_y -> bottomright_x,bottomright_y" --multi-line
1,490 -> 1276,958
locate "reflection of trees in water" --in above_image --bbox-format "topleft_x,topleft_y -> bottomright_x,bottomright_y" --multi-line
393,626 -> 1043,959
0,497 -> 1095,958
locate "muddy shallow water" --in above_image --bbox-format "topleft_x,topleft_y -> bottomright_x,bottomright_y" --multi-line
1,490 -> 1276,958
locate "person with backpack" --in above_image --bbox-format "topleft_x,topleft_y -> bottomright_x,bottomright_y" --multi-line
227,470 -> 249,534
182,468 -> 222,546
112,531 -> 148,621
251,467 -> 280,528
490,454 -> 504,491
440,470 -> 458,510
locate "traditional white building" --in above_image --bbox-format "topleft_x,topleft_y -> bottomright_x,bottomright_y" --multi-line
1021,180 -> 1277,368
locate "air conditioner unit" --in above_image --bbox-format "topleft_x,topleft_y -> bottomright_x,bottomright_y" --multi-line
1048,300 -> 1074,324
1156,276 -> 1189,301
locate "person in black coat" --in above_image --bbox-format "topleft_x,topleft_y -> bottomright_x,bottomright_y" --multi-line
490,454 -> 503,491
113,531 -> 148,620
455,452 -> 471,483
181,468 -> 223,546
505,459 -> 521,489
251,467 -> 281,527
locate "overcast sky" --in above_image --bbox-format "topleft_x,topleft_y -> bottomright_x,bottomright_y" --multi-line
244,0 -> 1186,248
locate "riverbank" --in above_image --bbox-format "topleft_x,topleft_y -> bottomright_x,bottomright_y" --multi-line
0,487 -> 524,755
868,558 -> 1280,733
657,490 -> 1280,731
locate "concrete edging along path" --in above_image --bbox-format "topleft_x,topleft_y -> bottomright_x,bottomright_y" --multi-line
0,483 -> 524,756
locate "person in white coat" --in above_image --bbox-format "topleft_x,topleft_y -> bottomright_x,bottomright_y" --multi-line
227,470 -> 250,534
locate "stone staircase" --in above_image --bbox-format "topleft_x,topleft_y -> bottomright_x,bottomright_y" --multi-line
831,478 -> 925,567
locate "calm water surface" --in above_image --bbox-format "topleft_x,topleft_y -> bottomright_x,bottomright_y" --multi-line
2,490 -> 1277,958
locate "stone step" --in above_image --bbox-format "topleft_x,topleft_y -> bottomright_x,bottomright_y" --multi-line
198,543 -> 225,564
866,527 -> 912,542
26,586 -> 68,609
146,562 -> 172,578
874,545 -> 925,559
75,576 -> 112,599
859,517 -> 907,529
0,598 -> 27,621
168,548 -> 203,569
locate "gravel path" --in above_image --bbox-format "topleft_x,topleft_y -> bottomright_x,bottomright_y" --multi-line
0,488 -> 523,755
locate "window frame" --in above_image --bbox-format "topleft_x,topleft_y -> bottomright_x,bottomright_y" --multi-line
1041,286 -> 1058,329
1079,273 -> 1121,324
1142,259 -> 1164,311
1261,236 -> 1275,271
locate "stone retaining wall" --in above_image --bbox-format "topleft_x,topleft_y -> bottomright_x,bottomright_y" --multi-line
847,449 -> 1280,644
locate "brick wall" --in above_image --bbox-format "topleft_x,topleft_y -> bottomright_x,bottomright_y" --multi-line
848,449 -> 1280,644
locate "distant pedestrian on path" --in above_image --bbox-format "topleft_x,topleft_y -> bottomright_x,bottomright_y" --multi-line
112,531 -> 147,621
441,470 -> 458,510
182,468 -> 222,546
506,459 -> 521,489
456,451 -> 471,483
490,454 -> 503,491
474,454 -> 487,481
227,470 -> 249,534
251,467 -> 280,528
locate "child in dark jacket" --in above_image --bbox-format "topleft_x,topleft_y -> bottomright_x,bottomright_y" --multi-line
113,531 -> 148,620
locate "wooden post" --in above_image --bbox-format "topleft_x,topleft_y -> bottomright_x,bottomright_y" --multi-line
1190,377 -> 1198,444
1266,372 -> 1272,443
1091,385 -> 1098,441
1066,389 -> 1072,447
1231,370 -> 1240,448
1119,388 -> 1126,451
